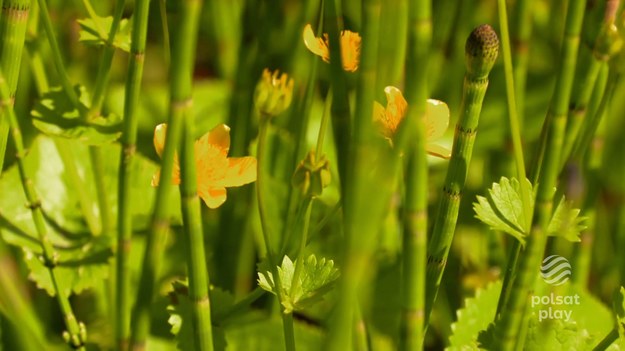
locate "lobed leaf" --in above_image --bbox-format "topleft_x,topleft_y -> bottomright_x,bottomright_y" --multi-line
77,16 -> 131,52
474,177 -> 585,244
257,254 -> 339,313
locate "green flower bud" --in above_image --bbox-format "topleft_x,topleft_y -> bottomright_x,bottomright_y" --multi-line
292,151 -> 331,197
465,24 -> 499,78
254,68 -> 294,118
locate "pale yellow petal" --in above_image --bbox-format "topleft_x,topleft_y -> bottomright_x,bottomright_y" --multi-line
153,123 -> 167,157
199,187 -> 227,209
383,86 -> 407,133
426,143 -> 451,159
303,24 -> 329,61
215,157 -> 257,187
425,99 -> 450,141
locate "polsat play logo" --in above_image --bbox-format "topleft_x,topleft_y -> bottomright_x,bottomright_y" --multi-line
540,255 -> 571,286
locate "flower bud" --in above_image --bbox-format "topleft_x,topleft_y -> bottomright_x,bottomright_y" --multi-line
465,24 -> 499,78
292,151 -> 331,197
254,68 -> 294,118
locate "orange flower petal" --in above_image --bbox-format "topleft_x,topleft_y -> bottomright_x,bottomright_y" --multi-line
216,157 -> 258,187
199,124 -> 231,155
154,123 -> 167,157
425,99 -> 450,141
303,24 -> 329,61
199,187 -> 227,209
340,30 -> 361,72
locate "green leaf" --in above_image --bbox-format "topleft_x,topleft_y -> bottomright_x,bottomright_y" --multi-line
525,318 -> 594,350
613,287 -> 625,345
473,177 -> 532,244
32,86 -> 122,145
257,254 -> 340,313
474,177 -> 585,244
77,16 -> 131,52
447,280 -> 502,350
547,197 -> 585,242
23,235 -> 112,297
167,281 -> 228,351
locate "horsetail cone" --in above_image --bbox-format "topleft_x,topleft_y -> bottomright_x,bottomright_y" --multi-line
424,25 -> 499,323
465,24 -> 500,78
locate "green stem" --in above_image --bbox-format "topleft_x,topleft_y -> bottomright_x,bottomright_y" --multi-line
493,0 -> 533,314
0,70 -> 86,351
215,287 -> 265,323
0,0 -> 30,173
36,0 -> 82,112
425,25 -> 499,324
327,0 -> 382,349
257,118 -> 296,351
289,197 -> 313,299
128,0 -> 197,348
116,0 -> 150,348
175,1 -> 213,349
592,328 -> 618,351
495,0 -> 586,348
399,0 -> 430,348
511,0 -> 535,125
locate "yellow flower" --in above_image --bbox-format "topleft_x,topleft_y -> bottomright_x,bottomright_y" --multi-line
373,86 -> 451,159
303,24 -> 361,72
254,68 -> 294,117
151,123 -> 257,209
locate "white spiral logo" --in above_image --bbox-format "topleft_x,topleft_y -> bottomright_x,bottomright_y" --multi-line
540,255 -> 571,286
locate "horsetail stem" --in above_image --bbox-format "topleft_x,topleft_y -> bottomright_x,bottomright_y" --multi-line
511,0 -> 535,125
572,65 -> 608,286
561,0 -> 621,168
177,1 -> 214,349
424,24 -> 499,324
256,117 -> 296,351
0,69 -> 87,350
116,0 -> 150,348
399,0 -> 430,348
495,0 -> 586,348
0,0 -> 29,174
326,0 -> 384,349
128,0 -> 200,348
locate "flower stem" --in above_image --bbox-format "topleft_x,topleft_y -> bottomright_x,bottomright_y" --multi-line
0,69 -> 86,351
115,0 -> 150,348
257,117 -> 296,351
592,328 -> 618,351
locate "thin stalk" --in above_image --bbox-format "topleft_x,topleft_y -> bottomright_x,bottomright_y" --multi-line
399,0 -> 430,349
289,197 -> 313,299
325,0 -> 351,191
175,0 -> 213,349
592,328 -> 618,351
571,65 -> 609,286
128,0 -> 195,347
326,0 -> 382,349
511,0 -> 535,125
116,0 -> 150,348
257,118 -> 296,351
0,0 -> 30,173
214,287 -> 265,323
36,0 -> 82,111
0,70 -> 86,350
425,25 -> 499,324
562,0 -> 620,168
494,0 -> 586,348
493,0 -> 533,314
